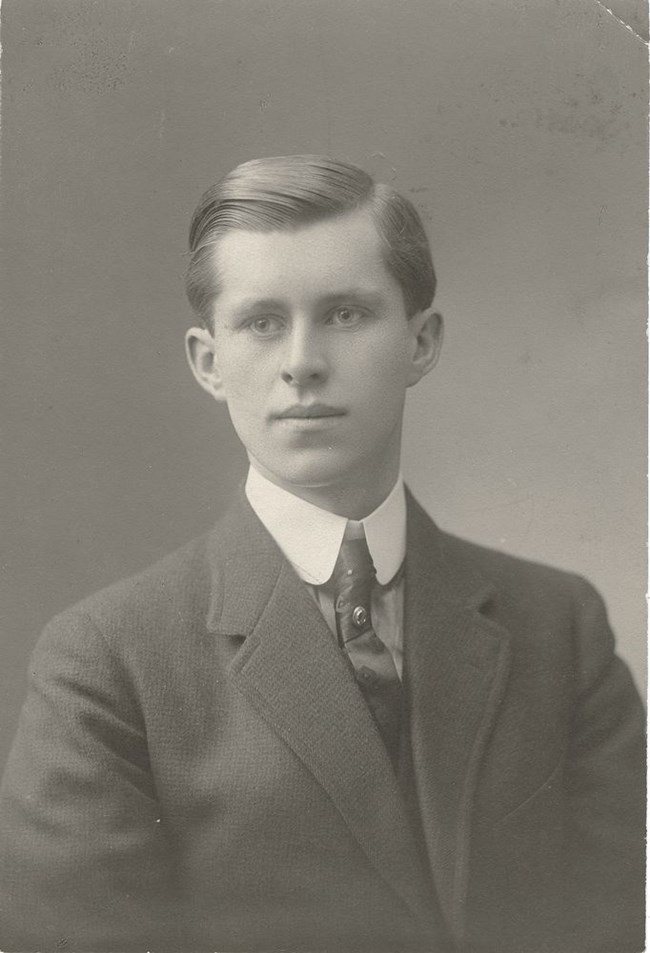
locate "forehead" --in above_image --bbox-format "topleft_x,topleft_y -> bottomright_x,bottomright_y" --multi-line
211,208 -> 400,305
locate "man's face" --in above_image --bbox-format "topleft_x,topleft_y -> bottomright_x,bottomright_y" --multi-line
187,208 -> 441,505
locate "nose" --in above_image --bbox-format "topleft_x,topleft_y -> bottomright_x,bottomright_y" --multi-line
280,324 -> 328,386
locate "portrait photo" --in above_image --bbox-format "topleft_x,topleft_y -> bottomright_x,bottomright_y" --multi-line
0,1 -> 646,951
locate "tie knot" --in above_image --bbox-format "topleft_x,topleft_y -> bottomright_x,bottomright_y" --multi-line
331,529 -> 376,594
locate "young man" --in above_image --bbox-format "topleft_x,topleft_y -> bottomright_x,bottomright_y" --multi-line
0,156 -> 644,953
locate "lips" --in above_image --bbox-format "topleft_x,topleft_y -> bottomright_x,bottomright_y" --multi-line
275,404 -> 346,419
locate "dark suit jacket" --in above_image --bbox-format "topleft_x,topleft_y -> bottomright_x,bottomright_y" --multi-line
0,491 -> 644,953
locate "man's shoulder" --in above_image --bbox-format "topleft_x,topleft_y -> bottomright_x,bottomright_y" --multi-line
417,514 -> 616,671
442,527 -> 584,591
47,529 -> 216,643
409,494 -> 597,617
41,492 -> 268,646
413,493 -> 582,580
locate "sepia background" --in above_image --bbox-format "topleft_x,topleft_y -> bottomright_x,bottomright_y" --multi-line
1,0 -> 647,771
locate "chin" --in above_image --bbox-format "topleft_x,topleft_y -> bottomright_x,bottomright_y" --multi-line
258,453 -> 359,492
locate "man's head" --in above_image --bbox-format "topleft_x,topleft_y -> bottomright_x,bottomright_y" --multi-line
185,155 -> 443,517
185,154 -> 436,331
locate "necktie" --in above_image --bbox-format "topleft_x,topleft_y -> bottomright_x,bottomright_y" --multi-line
331,524 -> 402,769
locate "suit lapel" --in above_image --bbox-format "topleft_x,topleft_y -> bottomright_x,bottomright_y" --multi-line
404,494 -> 512,943
205,493 -> 436,929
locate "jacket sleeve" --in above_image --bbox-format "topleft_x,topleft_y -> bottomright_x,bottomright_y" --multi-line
0,609 -> 178,952
564,577 -> 646,953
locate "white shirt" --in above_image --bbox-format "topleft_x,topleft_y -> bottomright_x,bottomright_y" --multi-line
245,467 -> 406,678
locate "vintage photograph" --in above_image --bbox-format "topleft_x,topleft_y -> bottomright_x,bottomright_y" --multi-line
0,1 -> 646,951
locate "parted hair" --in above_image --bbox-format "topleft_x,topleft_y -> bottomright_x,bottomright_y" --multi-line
185,155 -> 436,328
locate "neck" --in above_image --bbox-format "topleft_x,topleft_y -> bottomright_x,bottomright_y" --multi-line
248,461 -> 401,520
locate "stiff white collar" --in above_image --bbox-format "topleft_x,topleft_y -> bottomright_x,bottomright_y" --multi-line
245,467 -> 406,586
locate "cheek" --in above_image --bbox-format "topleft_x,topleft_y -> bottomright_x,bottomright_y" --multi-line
217,345 -> 269,404
361,339 -> 411,401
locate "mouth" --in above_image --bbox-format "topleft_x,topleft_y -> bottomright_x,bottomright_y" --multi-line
275,404 -> 346,420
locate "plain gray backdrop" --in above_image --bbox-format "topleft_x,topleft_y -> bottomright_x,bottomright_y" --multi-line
1,0 -> 647,772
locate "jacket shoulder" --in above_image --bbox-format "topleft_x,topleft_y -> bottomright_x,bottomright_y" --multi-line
44,531 -> 214,650
435,525 -> 620,671
438,526 -> 611,633
408,489 -> 590,606
439,527 -> 588,597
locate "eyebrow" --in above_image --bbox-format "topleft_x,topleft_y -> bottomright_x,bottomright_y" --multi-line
317,289 -> 385,309
229,298 -> 286,318
229,289 -> 385,316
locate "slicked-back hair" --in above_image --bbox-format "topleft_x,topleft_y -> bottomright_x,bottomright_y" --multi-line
185,155 -> 436,329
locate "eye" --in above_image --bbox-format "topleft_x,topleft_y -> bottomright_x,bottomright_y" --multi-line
328,306 -> 367,328
245,315 -> 284,336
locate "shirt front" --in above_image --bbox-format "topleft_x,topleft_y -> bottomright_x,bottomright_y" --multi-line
245,467 -> 406,678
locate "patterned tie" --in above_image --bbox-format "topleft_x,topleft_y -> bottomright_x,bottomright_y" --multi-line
331,524 -> 402,769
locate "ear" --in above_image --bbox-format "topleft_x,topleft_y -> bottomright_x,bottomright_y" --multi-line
406,309 -> 443,387
185,326 -> 228,402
